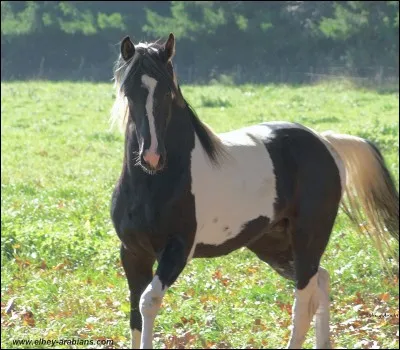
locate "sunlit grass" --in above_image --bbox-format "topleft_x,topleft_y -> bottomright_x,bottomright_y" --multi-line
1,81 -> 399,349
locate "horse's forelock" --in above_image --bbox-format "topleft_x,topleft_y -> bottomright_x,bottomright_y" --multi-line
110,40 -> 181,131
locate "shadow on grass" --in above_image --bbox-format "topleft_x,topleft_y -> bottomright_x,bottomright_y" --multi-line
2,73 -> 398,95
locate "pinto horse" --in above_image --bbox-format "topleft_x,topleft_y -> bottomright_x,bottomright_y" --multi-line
110,33 -> 399,349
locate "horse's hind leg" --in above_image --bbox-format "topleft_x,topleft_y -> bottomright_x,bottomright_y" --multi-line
287,209 -> 336,349
248,222 -> 334,349
288,271 -> 319,349
287,267 -> 332,349
315,267 -> 331,349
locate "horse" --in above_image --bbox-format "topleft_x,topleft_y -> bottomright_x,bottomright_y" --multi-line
109,33 -> 399,349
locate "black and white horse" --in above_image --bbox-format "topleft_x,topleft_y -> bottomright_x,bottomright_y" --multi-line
110,33 -> 399,349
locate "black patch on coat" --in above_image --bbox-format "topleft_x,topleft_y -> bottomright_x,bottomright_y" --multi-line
247,122 -> 342,289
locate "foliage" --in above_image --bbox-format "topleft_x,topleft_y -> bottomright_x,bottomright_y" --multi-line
1,2 -> 128,36
1,1 -> 398,82
1,80 -> 399,348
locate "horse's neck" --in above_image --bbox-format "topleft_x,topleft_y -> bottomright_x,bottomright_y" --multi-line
165,104 -> 196,158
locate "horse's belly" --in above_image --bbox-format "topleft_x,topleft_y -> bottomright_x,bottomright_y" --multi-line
190,128 -> 277,254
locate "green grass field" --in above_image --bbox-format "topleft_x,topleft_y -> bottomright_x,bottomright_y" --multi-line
1,80 -> 399,349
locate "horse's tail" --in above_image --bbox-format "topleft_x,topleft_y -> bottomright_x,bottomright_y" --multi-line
321,131 -> 399,270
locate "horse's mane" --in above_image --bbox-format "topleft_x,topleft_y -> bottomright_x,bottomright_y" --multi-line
184,99 -> 228,166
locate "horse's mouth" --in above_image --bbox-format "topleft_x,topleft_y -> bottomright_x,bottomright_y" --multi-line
138,161 -> 164,175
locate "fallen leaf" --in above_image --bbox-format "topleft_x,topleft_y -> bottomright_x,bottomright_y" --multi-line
180,316 -> 195,325
354,291 -> 364,304
247,267 -> 258,274
22,310 -> 35,327
40,260 -> 47,269
53,263 -> 66,270
380,292 -> 390,302
212,269 -> 223,281
277,301 -> 292,315
15,256 -> 31,267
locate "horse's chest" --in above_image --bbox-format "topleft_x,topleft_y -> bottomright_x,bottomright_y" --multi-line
111,171 -> 195,253
190,132 -> 277,250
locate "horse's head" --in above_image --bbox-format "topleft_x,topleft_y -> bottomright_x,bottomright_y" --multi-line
112,33 -> 185,174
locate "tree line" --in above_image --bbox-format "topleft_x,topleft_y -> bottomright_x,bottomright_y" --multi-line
1,1 -> 399,83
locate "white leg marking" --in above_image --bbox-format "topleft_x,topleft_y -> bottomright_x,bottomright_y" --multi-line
131,329 -> 141,349
287,273 -> 319,349
139,275 -> 166,349
315,267 -> 332,349
141,74 -> 158,154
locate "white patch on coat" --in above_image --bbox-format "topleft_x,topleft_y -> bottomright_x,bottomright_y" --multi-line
139,275 -> 166,349
141,74 -> 158,154
131,329 -> 141,349
190,124 -> 277,251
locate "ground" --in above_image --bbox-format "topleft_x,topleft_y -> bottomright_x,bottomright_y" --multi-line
1,80 -> 398,349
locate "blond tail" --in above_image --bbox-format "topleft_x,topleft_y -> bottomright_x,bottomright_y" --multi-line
321,131 -> 399,271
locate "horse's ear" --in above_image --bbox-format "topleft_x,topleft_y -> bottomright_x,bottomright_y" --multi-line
164,33 -> 175,62
121,36 -> 135,61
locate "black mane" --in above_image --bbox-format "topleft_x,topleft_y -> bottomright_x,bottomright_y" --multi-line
184,98 -> 227,167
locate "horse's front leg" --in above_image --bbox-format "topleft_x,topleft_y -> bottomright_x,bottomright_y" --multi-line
139,236 -> 187,349
120,244 -> 155,349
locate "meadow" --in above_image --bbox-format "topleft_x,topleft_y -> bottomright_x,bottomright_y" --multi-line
1,80 -> 399,349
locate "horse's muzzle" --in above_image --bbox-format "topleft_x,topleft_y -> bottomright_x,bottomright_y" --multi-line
141,150 -> 165,173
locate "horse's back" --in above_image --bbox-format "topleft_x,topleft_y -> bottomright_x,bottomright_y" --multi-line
218,121 -> 342,212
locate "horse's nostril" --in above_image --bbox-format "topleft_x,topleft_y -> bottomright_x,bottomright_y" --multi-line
142,151 -> 160,169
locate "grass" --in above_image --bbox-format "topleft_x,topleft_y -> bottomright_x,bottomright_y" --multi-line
1,80 -> 399,349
